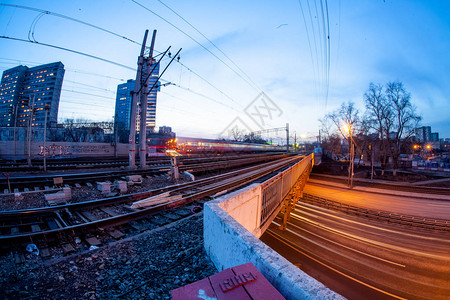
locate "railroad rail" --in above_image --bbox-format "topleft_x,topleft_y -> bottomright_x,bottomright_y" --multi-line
0,154 -> 288,191
301,193 -> 450,231
310,173 -> 450,195
0,156 -> 302,250
0,153 -> 285,172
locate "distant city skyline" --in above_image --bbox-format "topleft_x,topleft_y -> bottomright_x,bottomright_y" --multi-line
0,1 -> 449,139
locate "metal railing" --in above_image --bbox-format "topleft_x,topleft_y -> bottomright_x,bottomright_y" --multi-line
260,154 -> 314,230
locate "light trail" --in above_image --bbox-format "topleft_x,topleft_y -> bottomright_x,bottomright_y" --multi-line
272,219 -> 406,268
266,230 -> 407,300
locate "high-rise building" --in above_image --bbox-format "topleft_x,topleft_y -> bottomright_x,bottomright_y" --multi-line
0,62 -> 65,128
114,61 -> 159,141
415,126 -> 432,143
431,132 -> 439,142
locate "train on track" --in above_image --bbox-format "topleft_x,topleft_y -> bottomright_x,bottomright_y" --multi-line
173,137 -> 285,155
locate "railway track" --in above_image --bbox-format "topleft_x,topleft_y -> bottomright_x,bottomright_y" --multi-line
300,193 -> 450,231
310,173 -> 450,195
0,152 -> 284,172
0,153 -> 288,191
0,155 -> 302,262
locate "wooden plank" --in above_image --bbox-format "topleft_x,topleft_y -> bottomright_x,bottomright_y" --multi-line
232,263 -> 285,300
61,243 -> 75,254
209,268 -> 251,300
163,212 -> 181,221
31,224 -> 41,232
99,207 -> 119,217
148,215 -> 169,226
174,208 -> 191,217
171,277 -> 217,300
85,237 -> 101,246
47,219 -> 59,230
131,193 -> 182,209
107,228 -> 124,239
80,211 -> 98,222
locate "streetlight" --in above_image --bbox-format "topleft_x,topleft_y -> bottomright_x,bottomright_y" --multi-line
342,123 -> 354,188
43,104 -> 50,172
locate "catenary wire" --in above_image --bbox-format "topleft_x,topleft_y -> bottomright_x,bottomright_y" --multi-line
131,0 -> 261,92
156,0 -> 262,92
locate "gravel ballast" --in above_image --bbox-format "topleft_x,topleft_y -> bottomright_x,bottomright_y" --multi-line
0,213 -> 217,299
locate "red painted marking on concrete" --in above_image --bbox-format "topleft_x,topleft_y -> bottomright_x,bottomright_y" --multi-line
209,268 -> 251,299
232,263 -> 285,300
219,271 -> 256,292
171,263 -> 285,300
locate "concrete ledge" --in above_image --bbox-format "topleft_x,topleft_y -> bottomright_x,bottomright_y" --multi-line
204,185 -> 343,300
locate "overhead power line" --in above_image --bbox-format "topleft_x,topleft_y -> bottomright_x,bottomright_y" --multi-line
156,0 -> 262,92
0,35 -> 135,71
297,0 -> 332,110
1,3 -> 246,110
131,0 -> 261,92
0,3 -> 141,46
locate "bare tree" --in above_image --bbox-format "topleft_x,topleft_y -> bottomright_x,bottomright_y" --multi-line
319,117 -> 343,159
229,127 -> 245,142
364,83 -> 391,175
325,102 -> 360,184
385,81 -> 421,175
327,101 -> 360,138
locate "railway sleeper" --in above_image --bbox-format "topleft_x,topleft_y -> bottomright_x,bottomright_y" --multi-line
106,228 -> 125,239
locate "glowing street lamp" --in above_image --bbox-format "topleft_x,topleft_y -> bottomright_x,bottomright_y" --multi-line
342,122 -> 354,188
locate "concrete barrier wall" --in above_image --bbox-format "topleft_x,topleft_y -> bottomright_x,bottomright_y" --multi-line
217,183 -> 263,237
204,187 -> 343,299
0,141 -> 130,160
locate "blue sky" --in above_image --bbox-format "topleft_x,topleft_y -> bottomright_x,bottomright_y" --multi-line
0,0 -> 449,141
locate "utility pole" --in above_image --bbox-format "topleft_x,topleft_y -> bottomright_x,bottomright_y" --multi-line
27,94 -> 35,167
370,144 -> 374,180
113,114 -> 118,158
347,126 -> 354,189
139,30 -> 157,169
11,104 -> 18,162
350,135 -> 354,188
286,123 -> 289,153
129,30 -> 149,169
43,104 -> 50,172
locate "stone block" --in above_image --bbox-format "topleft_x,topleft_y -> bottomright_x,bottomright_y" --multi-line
115,180 -> 127,194
45,192 -> 67,205
97,182 -> 111,195
63,187 -> 72,201
126,175 -> 143,184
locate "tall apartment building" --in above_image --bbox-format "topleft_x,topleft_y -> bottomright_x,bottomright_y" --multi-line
0,62 -> 65,128
415,126 -> 432,143
114,61 -> 159,141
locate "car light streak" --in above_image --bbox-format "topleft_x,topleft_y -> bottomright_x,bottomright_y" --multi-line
266,230 -> 407,300
272,220 -> 406,268
289,208 -> 450,261
296,202 -> 450,244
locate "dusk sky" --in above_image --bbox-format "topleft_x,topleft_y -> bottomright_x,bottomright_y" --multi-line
1,0 -> 449,141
